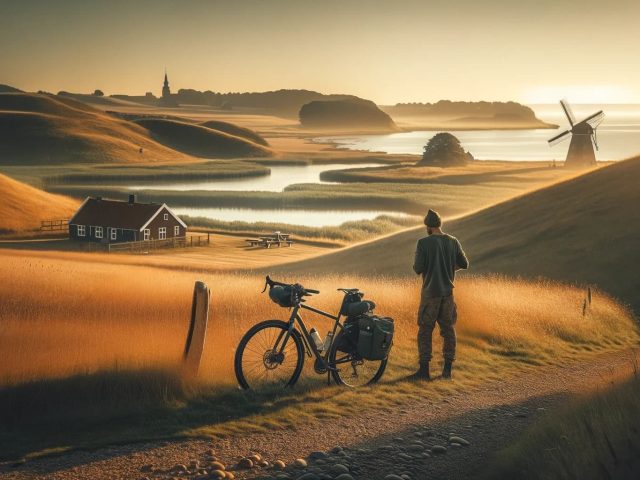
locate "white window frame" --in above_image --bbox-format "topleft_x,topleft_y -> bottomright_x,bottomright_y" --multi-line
163,213 -> 168,220
174,226 -> 180,236
143,229 -> 150,241
159,227 -> 166,240
110,228 -> 117,241
77,225 -> 86,237
95,226 -> 103,239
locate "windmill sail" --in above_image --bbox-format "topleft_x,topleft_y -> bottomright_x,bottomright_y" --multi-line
583,110 -> 605,129
548,129 -> 572,146
560,99 -> 576,126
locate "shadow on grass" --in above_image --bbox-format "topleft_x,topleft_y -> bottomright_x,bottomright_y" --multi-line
0,367 -> 334,462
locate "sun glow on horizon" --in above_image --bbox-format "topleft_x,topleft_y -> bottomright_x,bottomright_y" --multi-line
523,85 -> 635,105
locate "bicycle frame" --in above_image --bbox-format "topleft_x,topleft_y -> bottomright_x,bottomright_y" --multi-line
274,301 -> 346,373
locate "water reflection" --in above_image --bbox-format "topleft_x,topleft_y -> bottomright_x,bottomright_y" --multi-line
318,105 -> 640,161
129,163 -> 383,192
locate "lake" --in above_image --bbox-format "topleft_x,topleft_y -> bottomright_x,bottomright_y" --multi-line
319,104 -> 640,161
175,207 -> 413,227
129,163 -> 383,192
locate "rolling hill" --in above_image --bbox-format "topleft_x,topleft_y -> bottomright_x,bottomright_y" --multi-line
199,120 -> 269,146
0,173 -> 79,233
135,118 -> 273,158
0,93 -> 273,164
0,93 -> 195,164
273,157 -> 640,311
299,99 -> 399,131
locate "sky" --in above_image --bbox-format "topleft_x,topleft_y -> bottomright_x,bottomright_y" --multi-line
1,0 -> 639,105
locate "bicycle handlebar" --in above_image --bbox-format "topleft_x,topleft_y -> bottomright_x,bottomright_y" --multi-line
262,275 -> 320,295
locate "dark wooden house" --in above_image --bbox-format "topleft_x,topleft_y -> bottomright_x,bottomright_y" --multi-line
69,195 -> 187,244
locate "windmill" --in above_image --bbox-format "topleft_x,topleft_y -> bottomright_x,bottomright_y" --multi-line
548,99 -> 604,168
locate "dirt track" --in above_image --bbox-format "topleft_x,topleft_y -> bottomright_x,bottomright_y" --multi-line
1,348 -> 638,480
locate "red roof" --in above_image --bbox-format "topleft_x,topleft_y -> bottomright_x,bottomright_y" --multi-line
70,197 -> 179,230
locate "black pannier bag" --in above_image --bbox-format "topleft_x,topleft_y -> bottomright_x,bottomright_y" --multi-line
356,315 -> 394,360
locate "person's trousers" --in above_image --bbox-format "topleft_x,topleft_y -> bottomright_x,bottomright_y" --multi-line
417,294 -> 457,364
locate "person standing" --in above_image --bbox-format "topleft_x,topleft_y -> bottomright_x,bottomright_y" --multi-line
410,209 -> 469,380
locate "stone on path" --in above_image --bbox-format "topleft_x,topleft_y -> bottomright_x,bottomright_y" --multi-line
309,451 -> 329,460
331,464 -> 350,474
237,457 -> 253,469
273,460 -> 286,470
335,474 -> 355,480
294,458 -> 308,468
211,461 -> 226,471
296,473 -> 319,480
448,435 -> 470,446
431,445 -> 447,454
384,475 -> 405,480
208,470 -> 226,479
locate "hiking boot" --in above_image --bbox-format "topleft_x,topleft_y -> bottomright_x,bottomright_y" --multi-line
408,363 -> 431,381
442,359 -> 453,379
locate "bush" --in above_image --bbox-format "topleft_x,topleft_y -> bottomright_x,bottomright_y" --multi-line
418,132 -> 470,166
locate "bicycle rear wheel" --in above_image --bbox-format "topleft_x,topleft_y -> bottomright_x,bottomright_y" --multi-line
328,331 -> 387,387
234,320 -> 304,391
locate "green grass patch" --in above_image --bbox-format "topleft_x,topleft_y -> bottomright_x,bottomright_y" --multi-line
486,368 -> 640,480
184,214 -> 421,243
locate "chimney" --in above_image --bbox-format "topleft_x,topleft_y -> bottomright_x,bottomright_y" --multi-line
128,194 -> 136,205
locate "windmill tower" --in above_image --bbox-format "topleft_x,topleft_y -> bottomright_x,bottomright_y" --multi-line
548,99 -> 604,168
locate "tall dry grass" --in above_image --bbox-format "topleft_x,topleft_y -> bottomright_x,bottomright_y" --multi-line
0,256 -> 635,387
0,254 -> 637,459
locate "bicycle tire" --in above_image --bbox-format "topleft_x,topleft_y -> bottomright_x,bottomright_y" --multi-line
234,319 -> 305,390
328,330 -> 387,387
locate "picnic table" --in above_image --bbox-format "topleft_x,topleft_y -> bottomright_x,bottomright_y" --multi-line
245,232 -> 294,249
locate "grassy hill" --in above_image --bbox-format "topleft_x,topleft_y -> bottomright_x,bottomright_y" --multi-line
200,120 -> 269,146
299,98 -> 399,131
135,118 -> 273,158
273,157 -> 640,311
0,93 -> 194,164
0,173 -> 79,233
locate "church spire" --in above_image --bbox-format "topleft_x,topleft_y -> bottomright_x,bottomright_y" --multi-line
162,69 -> 171,98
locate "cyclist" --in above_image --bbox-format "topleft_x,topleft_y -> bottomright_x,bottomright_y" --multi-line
410,209 -> 468,381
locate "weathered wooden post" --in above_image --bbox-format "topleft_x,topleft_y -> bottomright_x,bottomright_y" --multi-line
183,281 -> 210,378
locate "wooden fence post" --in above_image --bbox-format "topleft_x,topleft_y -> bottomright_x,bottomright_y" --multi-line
183,281 -> 210,378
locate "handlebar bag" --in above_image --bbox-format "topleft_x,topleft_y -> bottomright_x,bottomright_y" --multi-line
268,285 -> 294,308
356,315 -> 394,361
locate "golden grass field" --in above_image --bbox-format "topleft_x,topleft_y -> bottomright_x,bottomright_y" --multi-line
0,173 -> 79,233
0,251 -> 637,458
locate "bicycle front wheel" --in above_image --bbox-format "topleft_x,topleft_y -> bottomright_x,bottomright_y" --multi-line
234,320 -> 304,391
329,330 -> 387,387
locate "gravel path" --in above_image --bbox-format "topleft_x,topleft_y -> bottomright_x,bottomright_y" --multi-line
1,348 -> 637,480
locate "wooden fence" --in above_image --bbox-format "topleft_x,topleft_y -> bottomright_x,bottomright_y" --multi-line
107,234 -> 209,253
41,219 -> 69,231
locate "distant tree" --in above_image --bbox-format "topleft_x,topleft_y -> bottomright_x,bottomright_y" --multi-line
418,132 -> 469,166
93,89 -> 104,96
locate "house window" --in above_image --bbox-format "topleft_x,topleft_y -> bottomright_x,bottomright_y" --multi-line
95,226 -> 103,239
159,227 -> 166,240
110,228 -> 117,241
143,229 -> 150,241
77,225 -> 86,237
174,226 -> 180,236
163,213 -> 168,220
